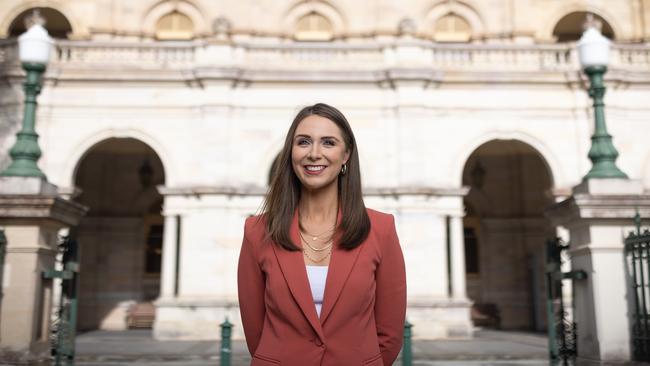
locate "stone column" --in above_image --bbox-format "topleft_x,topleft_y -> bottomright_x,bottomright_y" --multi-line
153,190 -> 256,340
159,213 -> 178,299
449,215 -> 468,300
547,178 -> 650,362
366,190 -> 472,339
0,177 -> 86,366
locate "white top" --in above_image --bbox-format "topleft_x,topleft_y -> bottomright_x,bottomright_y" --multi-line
306,265 -> 328,317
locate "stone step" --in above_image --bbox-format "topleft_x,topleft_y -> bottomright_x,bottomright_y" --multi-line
127,302 -> 156,329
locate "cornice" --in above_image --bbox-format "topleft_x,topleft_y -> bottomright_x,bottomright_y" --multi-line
0,195 -> 89,226
546,193 -> 650,226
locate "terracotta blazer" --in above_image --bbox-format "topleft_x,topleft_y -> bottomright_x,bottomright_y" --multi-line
237,208 -> 406,366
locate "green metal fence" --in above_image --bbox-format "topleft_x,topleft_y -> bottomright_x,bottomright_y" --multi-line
625,213 -> 650,362
545,238 -> 586,366
45,236 -> 80,366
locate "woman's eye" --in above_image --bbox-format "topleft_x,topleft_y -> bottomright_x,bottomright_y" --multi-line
297,139 -> 310,146
323,139 -> 335,146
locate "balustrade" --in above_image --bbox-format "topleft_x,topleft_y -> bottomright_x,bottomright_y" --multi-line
1,38 -> 648,75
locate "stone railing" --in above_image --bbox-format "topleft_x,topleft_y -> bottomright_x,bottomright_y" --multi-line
237,42 -> 386,70
427,44 -> 575,71
610,44 -> 650,70
1,38 -> 648,74
55,40 -> 197,69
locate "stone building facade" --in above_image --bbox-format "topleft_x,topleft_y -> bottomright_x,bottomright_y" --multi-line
1,0 -> 650,344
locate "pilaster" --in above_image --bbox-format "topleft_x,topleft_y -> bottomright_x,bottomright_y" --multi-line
546,178 -> 650,362
0,177 -> 86,365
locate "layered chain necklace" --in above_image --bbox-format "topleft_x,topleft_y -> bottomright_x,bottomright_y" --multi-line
299,221 -> 335,243
299,220 -> 335,264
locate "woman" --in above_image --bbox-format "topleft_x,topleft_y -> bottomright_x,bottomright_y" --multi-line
238,103 -> 406,366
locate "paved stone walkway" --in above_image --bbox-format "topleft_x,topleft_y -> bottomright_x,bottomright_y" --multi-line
73,329 -> 645,365
75,329 -> 549,365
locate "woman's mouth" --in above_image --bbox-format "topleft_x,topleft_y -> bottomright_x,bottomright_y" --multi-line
304,165 -> 326,175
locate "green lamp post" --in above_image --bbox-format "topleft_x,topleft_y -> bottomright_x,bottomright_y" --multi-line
577,26 -> 627,180
0,19 -> 53,178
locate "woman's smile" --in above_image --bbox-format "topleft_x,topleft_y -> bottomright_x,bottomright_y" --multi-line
304,165 -> 327,175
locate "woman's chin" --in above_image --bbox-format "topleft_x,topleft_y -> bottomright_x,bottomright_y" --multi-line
301,179 -> 338,193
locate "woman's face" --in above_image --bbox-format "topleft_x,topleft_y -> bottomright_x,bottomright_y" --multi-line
291,115 -> 350,193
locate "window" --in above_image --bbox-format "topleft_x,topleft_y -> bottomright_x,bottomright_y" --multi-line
295,12 -> 333,41
434,13 -> 471,42
155,11 -> 194,40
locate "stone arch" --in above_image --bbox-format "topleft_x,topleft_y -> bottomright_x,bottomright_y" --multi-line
552,12 -> 615,42
283,0 -> 346,38
73,138 -> 166,215
423,0 -> 484,40
539,4 -> 622,42
73,137 -> 167,331
142,0 -> 208,39
0,1 -> 88,38
8,7 -> 71,39
64,128 -> 178,189
450,130 -> 562,189
461,139 -> 555,331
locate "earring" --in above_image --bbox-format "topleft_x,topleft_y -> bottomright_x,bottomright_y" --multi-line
341,163 -> 347,175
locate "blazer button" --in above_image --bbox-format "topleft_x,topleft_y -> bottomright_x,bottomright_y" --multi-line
314,338 -> 324,347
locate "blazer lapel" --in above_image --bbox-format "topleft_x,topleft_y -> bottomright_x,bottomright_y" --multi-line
271,211 -> 325,341
319,211 -> 362,325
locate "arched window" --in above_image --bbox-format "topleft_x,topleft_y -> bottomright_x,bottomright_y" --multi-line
434,13 -> 471,42
553,12 -> 614,42
295,12 -> 333,41
155,11 -> 194,40
8,8 -> 72,39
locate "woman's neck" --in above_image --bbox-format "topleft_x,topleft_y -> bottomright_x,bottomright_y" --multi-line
299,185 -> 339,223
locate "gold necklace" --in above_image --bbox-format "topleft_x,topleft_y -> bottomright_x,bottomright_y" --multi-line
303,248 -> 332,263
299,230 -> 333,252
298,220 -> 335,241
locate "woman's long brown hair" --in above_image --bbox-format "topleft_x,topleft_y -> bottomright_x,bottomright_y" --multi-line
260,103 -> 371,251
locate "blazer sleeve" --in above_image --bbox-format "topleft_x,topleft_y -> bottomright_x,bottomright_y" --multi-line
237,218 -> 266,355
375,214 -> 407,366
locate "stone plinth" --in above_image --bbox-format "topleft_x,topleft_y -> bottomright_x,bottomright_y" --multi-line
546,178 -> 650,363
0,177 -> 87,365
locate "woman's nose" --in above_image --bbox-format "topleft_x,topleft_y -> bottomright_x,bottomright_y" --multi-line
308,144 -> 322,160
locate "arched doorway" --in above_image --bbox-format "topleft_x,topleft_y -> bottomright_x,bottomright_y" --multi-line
552,12 -> 615,42
462,140 -> 554,331
8,7 -> 73,39
73,138 -> 165,331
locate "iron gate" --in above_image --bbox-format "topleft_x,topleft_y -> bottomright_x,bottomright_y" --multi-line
545,238 -> 586,366
625,213 -> 650,362
44,235 -> 79,366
